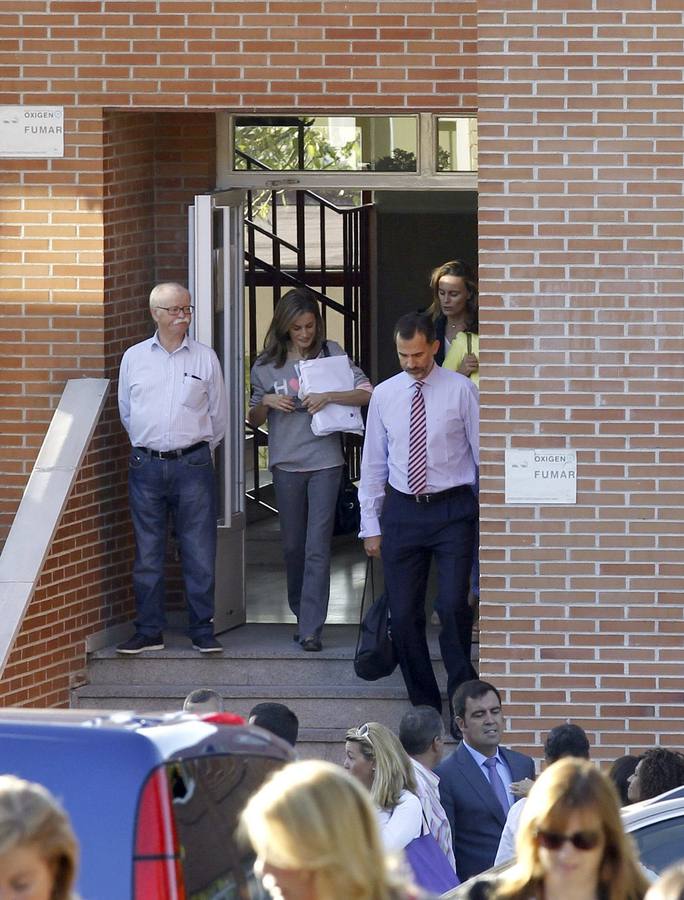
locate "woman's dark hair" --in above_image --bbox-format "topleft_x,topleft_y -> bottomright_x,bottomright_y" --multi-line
428,259 -> 479,333
609,755 -> 641,806
258,288 -> 325,367
637,748 -> 684,801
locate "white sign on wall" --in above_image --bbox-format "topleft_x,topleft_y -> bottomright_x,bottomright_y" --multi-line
0,106 -> 64,158
505,449 -> 577,504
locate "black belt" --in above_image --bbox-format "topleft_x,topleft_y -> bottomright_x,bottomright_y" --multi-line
389,484 -> 470,505
138,440 -> 207,460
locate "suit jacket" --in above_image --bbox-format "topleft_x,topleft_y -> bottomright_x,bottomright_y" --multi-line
435,742 -> 535,882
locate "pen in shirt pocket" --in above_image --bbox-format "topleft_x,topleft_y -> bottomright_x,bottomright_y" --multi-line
184,373 -> 202,380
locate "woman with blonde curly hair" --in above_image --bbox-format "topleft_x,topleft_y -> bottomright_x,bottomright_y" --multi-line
460,757 -> 648,900
0,774 -> 79,900
240,759 -> 425,900
344,722 -> 423,852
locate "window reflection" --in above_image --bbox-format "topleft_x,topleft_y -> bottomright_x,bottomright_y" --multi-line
234,115 -> 418,172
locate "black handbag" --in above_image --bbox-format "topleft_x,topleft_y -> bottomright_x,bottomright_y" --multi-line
353,559 -> 398,681
333,466 -> 361,536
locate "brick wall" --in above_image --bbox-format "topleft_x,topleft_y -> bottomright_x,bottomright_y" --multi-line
478,2 -> 684,761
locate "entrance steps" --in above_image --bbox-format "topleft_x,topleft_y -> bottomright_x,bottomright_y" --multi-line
72,624 -> 474,760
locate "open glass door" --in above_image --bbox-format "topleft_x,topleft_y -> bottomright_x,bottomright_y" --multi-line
188,190 -> 246,634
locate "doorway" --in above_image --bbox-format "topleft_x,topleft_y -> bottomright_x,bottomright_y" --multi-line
239,187 -> 478,626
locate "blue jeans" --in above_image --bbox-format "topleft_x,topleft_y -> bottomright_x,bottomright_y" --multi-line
128,443 -> 217,638
272,465 -> 342,639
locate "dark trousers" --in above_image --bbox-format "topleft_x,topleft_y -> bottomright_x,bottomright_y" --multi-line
380,485 -> 477,712
128,444 -> 217,639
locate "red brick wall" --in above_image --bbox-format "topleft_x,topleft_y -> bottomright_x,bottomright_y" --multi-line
478,3 -> 684,760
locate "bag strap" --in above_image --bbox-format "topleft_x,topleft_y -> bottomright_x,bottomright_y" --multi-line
322,339 -> 330,358
354,558 -> 374,654
466,332 -> 472,355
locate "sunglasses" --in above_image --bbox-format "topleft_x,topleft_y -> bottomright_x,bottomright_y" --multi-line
351,723 -> 373,743
536,829 -> 602,852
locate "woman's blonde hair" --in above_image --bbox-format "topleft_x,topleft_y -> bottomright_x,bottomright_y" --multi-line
240,760 -> 403,900
427,259 -> 478,332
0,774 -> 79,900
345,722 -> 417,811
496,758 -> 648,900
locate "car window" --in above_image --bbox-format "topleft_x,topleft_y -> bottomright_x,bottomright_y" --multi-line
168,754 -> 283,898
631,814 -> 684,875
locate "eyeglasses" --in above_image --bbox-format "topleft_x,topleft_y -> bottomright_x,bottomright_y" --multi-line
154,305 -> 194,315
535,829 -> 602,852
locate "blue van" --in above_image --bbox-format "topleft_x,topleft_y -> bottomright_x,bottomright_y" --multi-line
0,708 -> 293,899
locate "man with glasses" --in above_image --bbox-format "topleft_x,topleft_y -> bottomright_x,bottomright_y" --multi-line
117,282 -> 227,654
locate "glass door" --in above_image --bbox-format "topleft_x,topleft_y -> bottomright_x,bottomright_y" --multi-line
189,190 -> 246,634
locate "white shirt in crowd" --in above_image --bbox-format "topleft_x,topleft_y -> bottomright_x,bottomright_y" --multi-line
376,789 -> 423,852
495,797 -> 526,865
411,758 -> 457,871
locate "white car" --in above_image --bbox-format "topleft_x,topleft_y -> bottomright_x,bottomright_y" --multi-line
622,784 -> 684,877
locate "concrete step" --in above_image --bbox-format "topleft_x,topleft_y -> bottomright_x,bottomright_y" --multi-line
71,681 -> 432,730
85,624 -> 457,687
75,623 -> 476,759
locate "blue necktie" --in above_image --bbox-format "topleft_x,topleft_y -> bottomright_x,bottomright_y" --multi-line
483,756 -> 509,814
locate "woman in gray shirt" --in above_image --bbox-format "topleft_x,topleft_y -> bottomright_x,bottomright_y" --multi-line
248,289 -> 372,651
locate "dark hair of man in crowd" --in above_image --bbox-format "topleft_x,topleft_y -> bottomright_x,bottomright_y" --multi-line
609,754 -> 642,806
638,747 -> 684,801
393,311 -> 436,345
451,679 -> 502,721
399,706 -> 444,757
544,723 -> 591,763
249,702 -> 299,747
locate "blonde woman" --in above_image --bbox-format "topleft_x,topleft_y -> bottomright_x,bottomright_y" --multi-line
0,774 -> 79,900
344,722 -> 423,852
427,259 -> 479,379
459,757 -> 649,900
240,759 -> 425,900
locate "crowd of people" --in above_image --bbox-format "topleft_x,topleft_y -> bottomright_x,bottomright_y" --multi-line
235,678 -> 684,899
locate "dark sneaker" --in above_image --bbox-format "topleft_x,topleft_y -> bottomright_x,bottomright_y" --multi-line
192,634 -> 223,654
301,636 -> 322,652
116,633 -> 164,655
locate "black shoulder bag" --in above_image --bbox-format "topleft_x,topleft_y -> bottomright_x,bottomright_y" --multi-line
353,559 -> 398,681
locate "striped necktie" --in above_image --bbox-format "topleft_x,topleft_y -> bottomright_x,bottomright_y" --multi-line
407,380 -> 427,494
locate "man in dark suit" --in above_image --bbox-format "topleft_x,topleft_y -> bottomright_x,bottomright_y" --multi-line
435,679 -> 535,881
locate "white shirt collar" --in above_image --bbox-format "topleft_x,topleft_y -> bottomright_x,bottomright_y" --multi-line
151,331 -> 190,354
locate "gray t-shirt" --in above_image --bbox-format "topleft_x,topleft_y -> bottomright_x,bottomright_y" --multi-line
249,340 -> 370,472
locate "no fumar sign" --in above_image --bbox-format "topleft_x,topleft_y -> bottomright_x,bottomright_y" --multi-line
505,449 -> 577,505
0,106 -> 64,158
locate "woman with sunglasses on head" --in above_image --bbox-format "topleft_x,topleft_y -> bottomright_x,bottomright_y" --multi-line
427,259 -> 479,382
459,757 -> 648,900
344,722 -> 424,853
241,759 -> 428,900
248,287 -> 372,653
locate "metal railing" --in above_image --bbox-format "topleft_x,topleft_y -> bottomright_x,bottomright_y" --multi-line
240,150 -> 372,509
